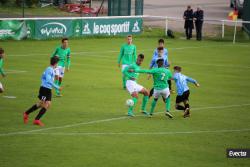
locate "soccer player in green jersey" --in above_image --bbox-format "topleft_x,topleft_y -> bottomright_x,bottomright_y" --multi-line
0,48 -> 6,93
136,58 -> 173,118
51,38 -> 71,96
117,35 -> 137,89
123,54 -> 149,117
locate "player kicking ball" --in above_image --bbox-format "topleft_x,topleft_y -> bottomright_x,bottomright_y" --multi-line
123,54 -> 149,117
23,56 -> 62,126
173,66 -> 200,118
0,48 -> 6,93
136,58 -> 173,118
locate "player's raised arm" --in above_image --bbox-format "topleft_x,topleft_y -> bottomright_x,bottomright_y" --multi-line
186,77 -> 199,87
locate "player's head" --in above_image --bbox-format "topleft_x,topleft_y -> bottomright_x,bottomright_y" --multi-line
156,58 -> 164,67
187,5 -> 191,10
0,48 -> 4,59
127,35 -> 133,45
136,54 -> 144,66
157,46 -> 164,57
61,38 -> 69,49
174,66 -> 182,72
50,56 -> 59,67
158,39 -> 164,47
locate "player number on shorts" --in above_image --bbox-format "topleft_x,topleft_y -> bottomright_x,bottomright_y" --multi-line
161,73 -> 166,80
41,96 -> 46,101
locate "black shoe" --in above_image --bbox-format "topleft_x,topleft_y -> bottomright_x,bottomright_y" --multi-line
184,108 -> 190,118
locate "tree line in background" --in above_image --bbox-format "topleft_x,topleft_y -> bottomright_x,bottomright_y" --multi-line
0,0 -> 39,7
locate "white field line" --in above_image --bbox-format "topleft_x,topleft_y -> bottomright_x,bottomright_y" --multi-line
15,128 -> 250,136
5,70 -> 27,74
7,46 -> 207,57
176,61 -> 250,69
0,103 -> 250,137
7,44 -> 249,57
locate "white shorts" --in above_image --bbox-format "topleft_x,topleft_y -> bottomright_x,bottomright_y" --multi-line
126,80 -> 144,94
153,87 -> 170,99
55,66 -> 65,78
122,64 -> 129,72
0,82 -> 3,92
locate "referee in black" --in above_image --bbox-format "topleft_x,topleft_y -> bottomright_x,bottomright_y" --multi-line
194,6 -> 204,41
183,5 -> 194,40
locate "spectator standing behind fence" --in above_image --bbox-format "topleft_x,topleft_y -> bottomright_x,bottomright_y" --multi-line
183,5 -> 194,40
194,7 -> 204,41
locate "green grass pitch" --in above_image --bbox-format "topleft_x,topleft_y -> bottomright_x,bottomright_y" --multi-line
0,37 -> 250,167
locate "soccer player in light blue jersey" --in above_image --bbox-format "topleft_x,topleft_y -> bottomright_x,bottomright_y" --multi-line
173,66 -> 200,118
149,39 -> 169,69
23,56 -> 62,126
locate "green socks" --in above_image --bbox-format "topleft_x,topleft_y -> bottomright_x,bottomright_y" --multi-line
141,96 -> 149,112
150,99 -> 157,114
128,97 -> 138,114
165,97 -> 171,112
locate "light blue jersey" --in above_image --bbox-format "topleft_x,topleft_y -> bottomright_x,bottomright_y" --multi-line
41,66 -> 59,90
173,72 -> 197,96
150,48 -> 169,68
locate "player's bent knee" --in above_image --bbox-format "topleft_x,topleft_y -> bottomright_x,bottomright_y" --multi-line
131,92 -> 138,98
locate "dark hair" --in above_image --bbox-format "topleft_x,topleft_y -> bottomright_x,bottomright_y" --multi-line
157,46 -> 164,51
174,66 -> 182,71
62,38 -> 68,43
0,48 -> 4,54
50,56 -> 59,65
156,58 -> 164,66
138,53 -> 144,59
127,35 -> 132,38
158,39 -> 164,44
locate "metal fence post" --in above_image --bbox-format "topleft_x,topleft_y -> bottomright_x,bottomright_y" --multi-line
165,17 -> 168,36
222,20 -> 225,38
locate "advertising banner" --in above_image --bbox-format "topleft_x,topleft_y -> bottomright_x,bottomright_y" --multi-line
0,20 -> 27,40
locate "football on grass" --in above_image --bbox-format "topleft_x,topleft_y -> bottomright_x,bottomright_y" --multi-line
126,99 -> 134,107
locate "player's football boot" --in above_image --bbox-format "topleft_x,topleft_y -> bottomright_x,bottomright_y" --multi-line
165,111 -> 173,118
33,120 -> 45,126
23,112 -> 29,124
183,108 -> 190,118
141,111 -> 149,116
127,112 -> 135,117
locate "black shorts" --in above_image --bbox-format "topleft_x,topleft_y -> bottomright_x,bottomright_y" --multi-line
38,86 -> 52,101
176,90 -> 190,103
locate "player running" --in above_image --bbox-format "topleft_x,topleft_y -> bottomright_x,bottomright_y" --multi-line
173,66 -> 200,118
0,48 -> 6,93
51,38 -> 71,96
117,35 -> 137,89
123,54 -> 149,117
136,58 -> 173,118
23,56 -> 62,126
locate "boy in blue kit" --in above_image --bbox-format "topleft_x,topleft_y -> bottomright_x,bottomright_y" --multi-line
173,66 -> 200,118
23,56 -> 62,126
